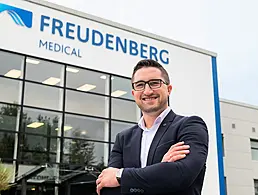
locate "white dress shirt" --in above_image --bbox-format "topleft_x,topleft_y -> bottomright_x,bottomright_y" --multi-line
138,107 -> 171,168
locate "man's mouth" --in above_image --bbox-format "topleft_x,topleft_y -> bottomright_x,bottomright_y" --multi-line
142,97 -> 158,101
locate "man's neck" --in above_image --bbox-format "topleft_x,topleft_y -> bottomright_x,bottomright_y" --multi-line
142,107 -> 168,128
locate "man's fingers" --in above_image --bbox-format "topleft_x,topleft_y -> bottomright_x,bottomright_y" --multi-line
168,154 -> 186,162
169,141 -> 184,150
170,150 -> 190,157
169,145 -> 190,152
96,183 -> 103,195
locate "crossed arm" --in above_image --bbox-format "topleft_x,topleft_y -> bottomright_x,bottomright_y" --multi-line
96,116 -> 208,195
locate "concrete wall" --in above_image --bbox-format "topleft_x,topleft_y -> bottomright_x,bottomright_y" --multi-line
220,99 -> 258,195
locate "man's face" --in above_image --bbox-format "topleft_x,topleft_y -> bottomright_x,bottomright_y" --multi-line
132,67 -> 172,114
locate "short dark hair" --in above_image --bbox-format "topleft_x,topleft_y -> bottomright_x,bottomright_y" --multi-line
131,59 -> 170,83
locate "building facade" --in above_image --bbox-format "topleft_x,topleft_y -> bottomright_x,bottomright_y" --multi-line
220,99 -> 258,195
0,49 -> 140,195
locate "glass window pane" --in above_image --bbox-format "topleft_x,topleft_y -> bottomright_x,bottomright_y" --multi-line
112,76 -> 133,100
0,103 -> 20,132
254,180 -> 258,195
63,139 -> 109,166
251,149 -> 258,161
66,66 -> 109,95
0,77 -> 22,104
66,90 -> 108,118
112,98 -> 140,122
64,114 -> 109,142
26,58 -> 64,87
111,121 -> 136,142
20,134 -> 57,164
24,82 -> 63,111
0,132 -> 15,160
22,108 -> 62,136
0,51 -> 24,78
251,140 -> 258,148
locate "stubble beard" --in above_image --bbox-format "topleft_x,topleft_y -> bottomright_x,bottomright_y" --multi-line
138,97 -> 168,114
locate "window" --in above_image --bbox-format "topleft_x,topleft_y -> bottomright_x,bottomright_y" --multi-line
111,121 -> 136,142
112,76 -> 134,100
24,82 -> 63,111
25,58 -> 64,87
253,127 -> 256,133
112,98 -> 140,122
66,89 -> 108,117
66,66 -> 109,95
62,138 -> 109,166
21,107 -> 62,136
222,134 -> 225,157
0,77 -> 22,104
64,114 -> 109,142
0,51 -> 24,78
255,179 -> 258,195
232,123 -> 236,129
251,139 -> 258,161
0,132 -> 16,160
19,134 -> 57,164
0,103 -> 20,132
224,177 -> 227,195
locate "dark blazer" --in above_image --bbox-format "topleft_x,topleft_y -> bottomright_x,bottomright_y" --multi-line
101,110 -> 209,195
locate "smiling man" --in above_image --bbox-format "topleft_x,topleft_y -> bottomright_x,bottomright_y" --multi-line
96,59 -> 209,195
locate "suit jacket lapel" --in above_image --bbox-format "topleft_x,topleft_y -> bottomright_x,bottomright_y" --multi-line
130,126 -> 142,168
146,110 -> 176,166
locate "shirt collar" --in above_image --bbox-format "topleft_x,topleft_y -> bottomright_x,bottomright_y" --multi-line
138,107 -> 171,130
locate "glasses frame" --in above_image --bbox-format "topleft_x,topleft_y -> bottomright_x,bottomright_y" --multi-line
132,79 -> 168,91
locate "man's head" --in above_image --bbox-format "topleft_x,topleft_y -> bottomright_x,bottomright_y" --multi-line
131,59 -> 172,115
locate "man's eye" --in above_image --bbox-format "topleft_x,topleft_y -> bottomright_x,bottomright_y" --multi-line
135,83 -> 144,88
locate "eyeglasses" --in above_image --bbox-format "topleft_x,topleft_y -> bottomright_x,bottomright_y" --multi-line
132,79 -> 168,91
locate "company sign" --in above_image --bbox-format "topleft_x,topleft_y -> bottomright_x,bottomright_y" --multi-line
0,2 -> 170,64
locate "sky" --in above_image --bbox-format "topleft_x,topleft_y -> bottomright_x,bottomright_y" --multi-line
46,0 -> 258,106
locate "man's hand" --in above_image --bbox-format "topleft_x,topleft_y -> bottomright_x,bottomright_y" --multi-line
162,141 -> 190,162
96,167 -> 120,195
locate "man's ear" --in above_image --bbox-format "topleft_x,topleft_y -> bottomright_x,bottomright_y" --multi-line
168,84 -> 172,94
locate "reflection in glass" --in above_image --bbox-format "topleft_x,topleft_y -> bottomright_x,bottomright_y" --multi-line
112,98 -> 140,122
26,58 -> 64,87
63,139 -> 108,167
66,66 -> 109,95
66,90 -> 108,118
111,121 -> 136,142
24,82 -> 63,111
0,103 -> 20,132
20,134 -> 57,164
64,114 -> 109,141
112,76 -> 133,100
0,51 -> 24,78
0,77 -> 22,104
21,108 -> 61,136
0,132 -> 15,160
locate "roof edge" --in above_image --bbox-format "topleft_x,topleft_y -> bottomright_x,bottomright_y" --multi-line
220,98 -> 258,110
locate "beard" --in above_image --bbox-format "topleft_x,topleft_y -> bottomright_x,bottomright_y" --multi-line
137,96 -> 168,114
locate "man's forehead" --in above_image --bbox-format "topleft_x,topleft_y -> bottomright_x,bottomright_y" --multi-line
133,67 -> 162,79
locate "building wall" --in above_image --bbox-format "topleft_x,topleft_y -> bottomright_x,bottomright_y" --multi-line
220,99 -> 258,195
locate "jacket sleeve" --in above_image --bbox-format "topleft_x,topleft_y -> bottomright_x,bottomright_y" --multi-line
101,132 -> 123,195
120,116 -> 209,194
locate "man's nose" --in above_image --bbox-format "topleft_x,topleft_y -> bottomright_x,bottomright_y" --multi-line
143,84 -> 153,95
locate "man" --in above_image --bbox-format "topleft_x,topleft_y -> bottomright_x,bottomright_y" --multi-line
96,59 -> 209,195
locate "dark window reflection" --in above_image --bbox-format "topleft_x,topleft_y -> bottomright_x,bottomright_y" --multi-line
64,114 -> 109,141
62,138 -> 108,168
0,103 -> 20,132
19,134 -> 57,165
21,108 -> 61,136
0,132 -> 15,161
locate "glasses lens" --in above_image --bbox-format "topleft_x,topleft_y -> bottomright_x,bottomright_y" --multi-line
134,82 -> 145,90
149,80 -> 161,89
